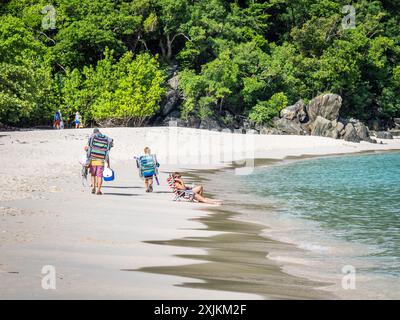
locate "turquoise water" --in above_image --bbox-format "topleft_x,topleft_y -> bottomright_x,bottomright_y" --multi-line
242,152 -> 400,277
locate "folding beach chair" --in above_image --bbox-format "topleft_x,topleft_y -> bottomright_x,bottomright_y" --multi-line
167,174 -> 195,202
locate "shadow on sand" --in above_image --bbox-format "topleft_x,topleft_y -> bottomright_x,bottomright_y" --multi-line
125,208 -> 334,299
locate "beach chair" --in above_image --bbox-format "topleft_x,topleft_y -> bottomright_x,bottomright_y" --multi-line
167,174 -> 195,202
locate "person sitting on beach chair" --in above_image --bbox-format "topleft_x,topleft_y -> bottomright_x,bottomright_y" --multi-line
167,174 -> 195,202
169,172 -> 222,205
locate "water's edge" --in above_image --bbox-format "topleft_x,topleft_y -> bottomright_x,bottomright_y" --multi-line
139,149 -> 400,299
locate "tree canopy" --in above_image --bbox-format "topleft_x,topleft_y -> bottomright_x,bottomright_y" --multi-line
0,0 -> 399,127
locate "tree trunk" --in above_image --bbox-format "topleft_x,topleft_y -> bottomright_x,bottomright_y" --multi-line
166,34 -> 173,60
159,38 -> 166,59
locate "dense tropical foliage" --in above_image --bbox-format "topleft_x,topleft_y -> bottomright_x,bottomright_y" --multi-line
0,0 -> 399,127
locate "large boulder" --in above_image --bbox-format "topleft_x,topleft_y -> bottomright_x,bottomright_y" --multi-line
332,120 -> 345,133
273,118 -> 307,135
393,118 -> 400,129
161,89 -> 180,116
375,131 -> 394,139
311,116 -> 339,139
353,120 -> 371,142
280,100 -> 308,123
389,129 -> 400,137
307,94 -> 342,122
342,123 -> 361,143
199,117 -> 222,131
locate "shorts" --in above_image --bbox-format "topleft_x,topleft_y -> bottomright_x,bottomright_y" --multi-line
143,171 -> 155,179
90,165 -> 104,178
54,120 -> 61,126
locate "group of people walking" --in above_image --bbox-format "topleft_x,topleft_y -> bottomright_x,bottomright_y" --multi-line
53,110 -> 82,129
82,128 -> 221,204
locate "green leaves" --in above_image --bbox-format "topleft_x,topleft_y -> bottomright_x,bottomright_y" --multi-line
249,92 -> 288,125
90,51 -> 165,126
0,14 -> 53,125
1,0 -> 400,127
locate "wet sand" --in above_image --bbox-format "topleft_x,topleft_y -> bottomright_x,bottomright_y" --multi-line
137,206 -> 334,299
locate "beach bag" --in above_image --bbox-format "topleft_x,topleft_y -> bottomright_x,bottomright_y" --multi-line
103,167 -> 115,181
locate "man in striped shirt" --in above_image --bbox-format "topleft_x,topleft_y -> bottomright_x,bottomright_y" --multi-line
85,128 -> 113,195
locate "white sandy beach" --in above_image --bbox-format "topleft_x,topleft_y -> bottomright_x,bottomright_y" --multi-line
1,127 -> 400,299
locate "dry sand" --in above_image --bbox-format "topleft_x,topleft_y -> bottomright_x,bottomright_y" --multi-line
1,127 -> 399,299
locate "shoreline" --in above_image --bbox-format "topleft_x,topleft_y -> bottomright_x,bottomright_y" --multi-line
221,151 -> 400,299
1,128 -> 400,299
139,149 -> 400,299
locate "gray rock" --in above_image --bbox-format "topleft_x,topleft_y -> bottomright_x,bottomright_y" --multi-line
199,118 -> 222,131
273,118 -> 307,135
246,129 -> 259,135
233,128 -> 245,134
374,131 -> 394,139
307,94 -> 342,122
161,89 -> 180,116
280,100 -> 308,122
259,127 -> 283,135
243,119 -> 255,130
389,129 -> 400,137
353,121 -> 371,141
168,74 -> 179,90
342,123 -> 361,143
163,117 -> 187,127
335,121 -> 345,133
310,116 -> 339,139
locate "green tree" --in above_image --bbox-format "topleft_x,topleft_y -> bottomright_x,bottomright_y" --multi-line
0,15 -> 54,125
249,92 -> 288,125
91,51 -> 166,126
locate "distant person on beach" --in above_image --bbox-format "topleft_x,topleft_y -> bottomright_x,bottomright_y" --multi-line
53,110 -> 62,129
172,172 -> 222,205
138,147 -> 160,193
84,128 -> 114,195
75,112 -> 82,129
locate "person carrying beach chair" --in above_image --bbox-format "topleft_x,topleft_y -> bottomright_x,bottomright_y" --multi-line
167,172 -> 222,205
84,128 -> 114,195
137,147 -> 160,193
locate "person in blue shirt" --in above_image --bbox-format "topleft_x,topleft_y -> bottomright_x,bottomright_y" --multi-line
54,110 -> 62,129
75,112 -> 82,129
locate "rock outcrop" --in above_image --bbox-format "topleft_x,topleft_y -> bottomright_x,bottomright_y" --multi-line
273,118 -> 307,135
342,123 -> 361,143
311,116 -> 339,139
307,94 -> 342,122
272,93 -> 376,143
374,131 -> 394,139
353,120 -> 371,142
158,88 -> 382,142
199,117 -> 222,131
280,100 -> 308,122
